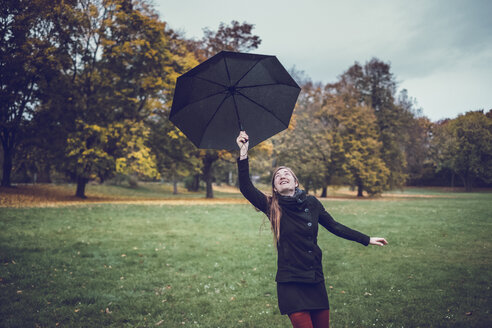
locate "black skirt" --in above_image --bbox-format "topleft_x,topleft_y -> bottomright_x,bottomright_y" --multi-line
277,281 -> 330,315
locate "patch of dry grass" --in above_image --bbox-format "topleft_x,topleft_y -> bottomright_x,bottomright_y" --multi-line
0,183 -> 464,208
0,184 -> 250,208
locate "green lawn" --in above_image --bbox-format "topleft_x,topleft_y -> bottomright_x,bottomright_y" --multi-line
0,189 -> 491,327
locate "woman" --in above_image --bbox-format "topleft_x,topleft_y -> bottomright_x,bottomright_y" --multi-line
236,131 -> 388,328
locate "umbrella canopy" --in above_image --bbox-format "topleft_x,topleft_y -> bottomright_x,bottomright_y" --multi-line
169,51 -> 301,150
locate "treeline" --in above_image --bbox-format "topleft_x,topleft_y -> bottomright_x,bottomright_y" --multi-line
271,65 -> 492,195
1,0 -> 491,198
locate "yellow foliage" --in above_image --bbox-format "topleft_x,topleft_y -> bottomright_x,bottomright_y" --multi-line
167,129 -> 185,139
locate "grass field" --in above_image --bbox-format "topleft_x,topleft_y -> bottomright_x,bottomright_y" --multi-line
0,185 -> 491,327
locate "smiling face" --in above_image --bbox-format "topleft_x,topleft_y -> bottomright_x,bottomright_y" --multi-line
273,167 -> 299,196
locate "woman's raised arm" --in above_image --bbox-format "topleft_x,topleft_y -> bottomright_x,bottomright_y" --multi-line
236,131 -> 268,213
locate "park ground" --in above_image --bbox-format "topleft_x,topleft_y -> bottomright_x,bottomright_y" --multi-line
0,183 -> 491,327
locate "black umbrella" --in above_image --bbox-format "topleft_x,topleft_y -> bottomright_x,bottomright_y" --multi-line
169,51 -> 301,150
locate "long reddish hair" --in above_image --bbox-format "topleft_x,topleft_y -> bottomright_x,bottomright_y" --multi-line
267,166 -> 299,246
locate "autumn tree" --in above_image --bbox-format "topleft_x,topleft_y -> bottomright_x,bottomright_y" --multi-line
0,0 -> 63,186
147,116 -> 201,194
189,20 -> 261,62
40,0 -> 177,197
434,110 -> 492,191
339,59 -> 412,189
273,80 -> 344,195
144,27 -> 201,194
397,89 -> 433,183
327,88 -> 390,196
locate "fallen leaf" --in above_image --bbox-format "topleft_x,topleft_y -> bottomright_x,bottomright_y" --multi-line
155,320 -> 164,326
74,309 -> 80,313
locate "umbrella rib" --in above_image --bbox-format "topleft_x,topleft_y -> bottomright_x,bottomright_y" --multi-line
238,83 -> 300,89
169,91 -> 227,119
193,75 -> 228,88
223,56 -> 232,85
236,91 -> 289,128
233,58 -> 264,86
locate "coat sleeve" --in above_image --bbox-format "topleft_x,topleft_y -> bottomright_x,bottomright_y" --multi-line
316,198 -> 370,246
237,157 -> 268,214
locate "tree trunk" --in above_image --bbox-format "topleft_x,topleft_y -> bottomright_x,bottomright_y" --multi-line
75,176 -> 88,198
458,173 -> 473,192
357,183 -> 364,197
228,170 -> 233,185
321,186 -> 327,198
1,147 -> 12,187
202,152 -> 218,199
37,163 -> 52,183
465,175 -> 473,192
173,180 -> 178,195
187,174 -> 200,191
205,179 -> 213,198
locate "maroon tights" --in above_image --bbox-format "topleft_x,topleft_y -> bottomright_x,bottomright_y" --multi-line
288,309 -> 330,328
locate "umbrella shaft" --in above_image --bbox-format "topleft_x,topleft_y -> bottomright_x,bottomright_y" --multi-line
232,95 -> 244,131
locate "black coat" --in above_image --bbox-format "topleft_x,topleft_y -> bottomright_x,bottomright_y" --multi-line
238,157 -> 370,283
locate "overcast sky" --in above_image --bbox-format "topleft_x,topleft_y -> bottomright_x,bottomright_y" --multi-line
155,0 -> 492,122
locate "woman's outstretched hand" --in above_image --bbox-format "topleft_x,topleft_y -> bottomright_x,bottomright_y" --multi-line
236,131 -> 249,160
369,237 -> 388,246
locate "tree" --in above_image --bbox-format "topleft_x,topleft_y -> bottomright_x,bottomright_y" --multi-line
273,81 -> 344,195
397,89 -> 433,184
148,116 -> 201,194
146,28 -> 201,194
12,104 -> 66,183
435,110 -> 492,191
43,0 -> 177,197
328,90 -> 389,196
339,59 -> 411,189
191,20 -> 261,62
0,0 -> 62,186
